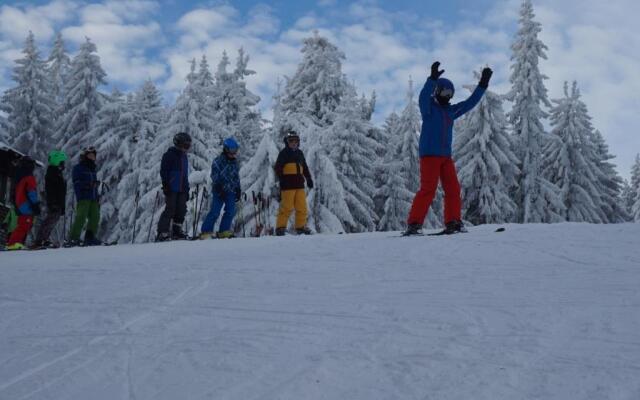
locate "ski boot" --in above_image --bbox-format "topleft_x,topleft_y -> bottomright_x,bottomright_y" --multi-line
171,224 -> 189,240
63,239 -> 81,248
155,232 -> 171,242
217,231 -> 234,239
295,226 -> 313,235
199,232 -> 213,240
442,220 -> 466,235
275,227 -> 286,236
6,243 -> 25,251
402,223 -> 423,236
83,231 -> 102,247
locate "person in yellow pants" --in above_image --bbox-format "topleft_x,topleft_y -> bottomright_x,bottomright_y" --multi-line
274,130 -> 314,236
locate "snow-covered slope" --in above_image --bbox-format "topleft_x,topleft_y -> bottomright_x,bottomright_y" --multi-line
1,223 -> 639,400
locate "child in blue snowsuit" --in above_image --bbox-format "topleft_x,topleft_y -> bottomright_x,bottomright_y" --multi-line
200,138 -> 241,239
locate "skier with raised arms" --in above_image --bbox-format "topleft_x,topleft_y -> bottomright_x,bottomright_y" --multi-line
404,61 -> 493,236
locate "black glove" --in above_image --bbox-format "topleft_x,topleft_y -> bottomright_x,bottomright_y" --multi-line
479,67 -> 493,88
32,203 -> 41,216
162,182 -> 170,195
214,183 -> 225,198
430,61 -> 444,80
235,189 -> 242,202
307,179 -> 314,189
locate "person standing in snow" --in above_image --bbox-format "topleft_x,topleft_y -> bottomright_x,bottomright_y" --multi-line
156,132 -> 191,241
6,156 -> 41,250
32,150 -> 67,248
404,61 -> 492,235
68,147 -> 102,246
199,137 -> 242,239
274,130 -> 314,236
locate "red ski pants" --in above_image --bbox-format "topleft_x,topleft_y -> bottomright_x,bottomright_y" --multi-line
407,156 -> 461,225
7,215 -> 34,246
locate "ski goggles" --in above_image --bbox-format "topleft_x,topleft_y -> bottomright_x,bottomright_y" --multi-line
226,148 -> 239,156
437,87 -> 454,99
83,146 -> 97,156
286,137 -> 300,143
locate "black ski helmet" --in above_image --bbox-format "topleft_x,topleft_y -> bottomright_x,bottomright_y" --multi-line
173,132 -> 192,149
284,129 -> 300,145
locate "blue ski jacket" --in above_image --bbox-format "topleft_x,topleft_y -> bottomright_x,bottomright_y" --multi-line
73,160 -> 99,201
418,77 -> 486,157
210,154 -> 240,195
160,147 -> 190,193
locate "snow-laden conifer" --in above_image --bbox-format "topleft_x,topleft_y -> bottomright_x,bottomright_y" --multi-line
55,37 -> 107,160
507,0 -> 563,223
542,82 -> 603,222
1,31 -> 55,163
454,77 -> 520,225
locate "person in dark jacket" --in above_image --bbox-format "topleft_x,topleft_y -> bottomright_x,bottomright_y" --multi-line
200,137 -> 241,239
6,156 -> 41,250
274,130 -> 314,236
32,150 -> 67,248
156,132 -> 191,241
68,147 -> 101,246
404,61 -> 492,236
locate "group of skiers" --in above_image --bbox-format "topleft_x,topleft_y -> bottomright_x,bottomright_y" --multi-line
5,147 -> 101,250
155,129 -> 314,242
3,60 -> 492,250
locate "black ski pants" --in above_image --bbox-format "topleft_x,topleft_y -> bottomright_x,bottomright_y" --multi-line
157,192 -> 188,235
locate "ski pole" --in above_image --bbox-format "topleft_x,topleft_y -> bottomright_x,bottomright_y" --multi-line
147,190 -> 161,243
195,187 -> 208,235
241,192 -> 247,237
131,190 -> 140,244
252,191 -> 261,237
191,184 -> 201,238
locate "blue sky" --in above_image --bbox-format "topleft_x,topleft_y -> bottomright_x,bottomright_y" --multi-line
0,0 -> 639,177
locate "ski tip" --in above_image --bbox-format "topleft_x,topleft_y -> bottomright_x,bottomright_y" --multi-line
495,227 -> 506,233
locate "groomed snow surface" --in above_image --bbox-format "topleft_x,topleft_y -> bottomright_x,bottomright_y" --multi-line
1,223 -> 639,400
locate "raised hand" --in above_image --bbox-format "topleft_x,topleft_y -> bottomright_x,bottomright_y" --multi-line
479,67 -> 493,88
430,61 -> 445,80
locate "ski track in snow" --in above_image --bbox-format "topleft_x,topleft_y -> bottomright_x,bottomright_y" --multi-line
1,223 -> 640,399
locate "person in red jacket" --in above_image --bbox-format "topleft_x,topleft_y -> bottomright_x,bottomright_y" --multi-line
6,156 -> 41,250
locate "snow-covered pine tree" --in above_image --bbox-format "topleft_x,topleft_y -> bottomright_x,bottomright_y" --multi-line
373,112 -> 401,218
135,58 -> 217,241
47,32 -> 71,105
275,31 -> 349,137
85,89 -> 137,240
0,31 -> 55,163
454,77 -> 520,225
326,85 -> 380,232
274,32 -> 379,233
621,179 -> 634,220
211,48 -> 263,161
630,155 -> 640,222
237,129 -> 280,236
113,80 -> 165,243
55,37 -> 107,161
377,81 -> 422,230
591,129 -> 628,223
542,81 -> 604,223
507,0 -> 564,223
